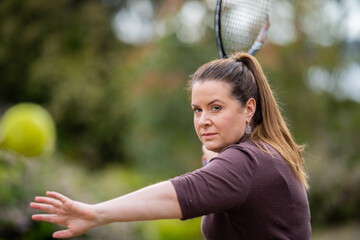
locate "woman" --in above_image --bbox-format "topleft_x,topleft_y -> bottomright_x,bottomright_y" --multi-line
30,53 -> 311,239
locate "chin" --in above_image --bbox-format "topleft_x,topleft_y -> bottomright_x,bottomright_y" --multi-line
205,144 -> 223,153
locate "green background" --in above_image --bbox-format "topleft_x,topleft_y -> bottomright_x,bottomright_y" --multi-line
0,0 -> 359,239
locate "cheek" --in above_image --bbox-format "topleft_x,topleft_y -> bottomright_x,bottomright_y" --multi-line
219,115 -> 236,128
193,118 -> 200,135
220,115 -> 245,135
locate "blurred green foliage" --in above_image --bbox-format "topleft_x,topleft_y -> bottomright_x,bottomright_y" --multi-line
0,0 -> 359,239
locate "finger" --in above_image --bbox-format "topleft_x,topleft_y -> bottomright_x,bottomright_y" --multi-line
32,214 -> 59,224
202,155 -> 207,166
53,229 -> 75,239
30,202 -> 58,214
34,196 -> 62,208
46,191 -> 71,204
202,145 -> 206,153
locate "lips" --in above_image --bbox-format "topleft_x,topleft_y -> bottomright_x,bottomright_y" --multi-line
201,133 -> 217,140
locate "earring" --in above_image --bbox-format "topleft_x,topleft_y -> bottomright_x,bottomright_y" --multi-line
245,122 -> 252,135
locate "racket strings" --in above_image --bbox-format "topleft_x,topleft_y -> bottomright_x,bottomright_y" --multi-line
220,0 -> 270,55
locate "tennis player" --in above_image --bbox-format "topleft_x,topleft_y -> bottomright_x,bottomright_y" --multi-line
30,53 -> 311,240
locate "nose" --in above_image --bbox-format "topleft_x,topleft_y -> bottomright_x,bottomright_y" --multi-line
198,111 -> 211,127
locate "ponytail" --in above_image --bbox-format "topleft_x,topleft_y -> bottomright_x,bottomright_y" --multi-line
235,53 -> 309,189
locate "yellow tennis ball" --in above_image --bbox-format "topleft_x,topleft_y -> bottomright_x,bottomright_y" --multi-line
0,103 -> 56,157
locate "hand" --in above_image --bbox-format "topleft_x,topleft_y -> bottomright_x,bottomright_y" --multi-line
30,191 -> 98,239
202,145 -> 219,165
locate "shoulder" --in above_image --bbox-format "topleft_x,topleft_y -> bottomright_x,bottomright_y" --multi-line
209,138 -> 284,170
207,139 -> 259,171
214,138 -> 270,160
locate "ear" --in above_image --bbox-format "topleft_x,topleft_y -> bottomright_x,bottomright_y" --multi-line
245,98 -> 256,123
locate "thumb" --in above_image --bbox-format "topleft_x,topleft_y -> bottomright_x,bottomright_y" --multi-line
202,145 -> 207,154
53,229 -> 74,239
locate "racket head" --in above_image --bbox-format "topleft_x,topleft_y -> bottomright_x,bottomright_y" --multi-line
215,0 -> 273,58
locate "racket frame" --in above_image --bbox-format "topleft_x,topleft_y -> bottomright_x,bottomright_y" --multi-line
215,0 -> 226,58
214,0 -> 271,58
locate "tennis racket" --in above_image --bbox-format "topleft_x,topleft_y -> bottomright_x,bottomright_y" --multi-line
215,0 -> 273,58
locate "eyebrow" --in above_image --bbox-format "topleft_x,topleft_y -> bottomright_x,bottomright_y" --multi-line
191,99 -> 224,107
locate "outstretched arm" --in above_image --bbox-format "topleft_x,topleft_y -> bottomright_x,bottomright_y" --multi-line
30,181 -> 182,239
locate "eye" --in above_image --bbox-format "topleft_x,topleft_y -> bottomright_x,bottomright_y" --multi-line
212,105 -> 222,111
193,107 -> 202,113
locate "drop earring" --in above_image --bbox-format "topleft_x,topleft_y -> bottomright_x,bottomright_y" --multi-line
245,122 -> 252,135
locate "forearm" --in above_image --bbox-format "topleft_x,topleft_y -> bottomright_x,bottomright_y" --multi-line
95,181 -> 182,225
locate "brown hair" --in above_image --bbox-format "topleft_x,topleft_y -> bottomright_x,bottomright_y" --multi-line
189,52 -> 309,189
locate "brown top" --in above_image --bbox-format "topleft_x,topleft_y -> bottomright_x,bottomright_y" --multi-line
171,138 -> 311,240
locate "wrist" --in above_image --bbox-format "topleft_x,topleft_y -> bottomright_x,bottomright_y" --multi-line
92,203 -> 110,227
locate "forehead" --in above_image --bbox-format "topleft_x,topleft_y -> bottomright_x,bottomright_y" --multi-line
191,80 -> 233,102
